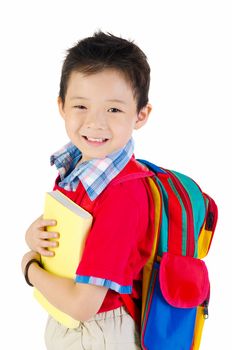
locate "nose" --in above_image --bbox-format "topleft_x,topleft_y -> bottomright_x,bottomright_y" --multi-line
85,111 -> 107,130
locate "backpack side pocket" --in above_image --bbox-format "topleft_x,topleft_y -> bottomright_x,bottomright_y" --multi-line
142,253 -> 210,350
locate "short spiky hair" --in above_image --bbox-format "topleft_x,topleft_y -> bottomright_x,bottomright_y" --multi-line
59,31 -> 150,112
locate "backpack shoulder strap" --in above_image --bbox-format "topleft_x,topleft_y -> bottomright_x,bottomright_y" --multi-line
136,158 -> 167,174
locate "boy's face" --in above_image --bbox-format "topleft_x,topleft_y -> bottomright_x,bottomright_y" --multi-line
58,69 -> 151,163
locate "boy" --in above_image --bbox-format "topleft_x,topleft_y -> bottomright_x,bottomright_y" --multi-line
22,31 -> 155,349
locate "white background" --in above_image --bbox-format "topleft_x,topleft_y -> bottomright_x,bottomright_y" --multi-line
0,0 -> 231,349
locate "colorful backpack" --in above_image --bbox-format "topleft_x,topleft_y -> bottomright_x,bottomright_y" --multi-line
122,159 -> 218,350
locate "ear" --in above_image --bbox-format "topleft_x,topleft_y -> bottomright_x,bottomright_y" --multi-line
134,103 -> 152,130
57,96 -> 66,119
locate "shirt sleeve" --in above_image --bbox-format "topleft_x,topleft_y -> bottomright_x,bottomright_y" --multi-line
75,180 -> 150,294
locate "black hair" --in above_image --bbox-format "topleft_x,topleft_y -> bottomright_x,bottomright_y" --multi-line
59,31 -> 150,112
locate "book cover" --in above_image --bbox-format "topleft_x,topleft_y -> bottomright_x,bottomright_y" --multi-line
33,190 -> 93,328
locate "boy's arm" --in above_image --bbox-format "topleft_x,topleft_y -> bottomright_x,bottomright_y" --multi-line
22,251 -> 108,322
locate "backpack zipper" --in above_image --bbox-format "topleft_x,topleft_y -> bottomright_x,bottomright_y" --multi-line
203,299 -> 209,319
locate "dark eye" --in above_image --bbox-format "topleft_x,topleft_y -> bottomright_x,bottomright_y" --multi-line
73,105 -> 86,110
108,107 -> 121,113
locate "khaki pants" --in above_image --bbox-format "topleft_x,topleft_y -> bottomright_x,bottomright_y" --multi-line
44,306 -> 141,350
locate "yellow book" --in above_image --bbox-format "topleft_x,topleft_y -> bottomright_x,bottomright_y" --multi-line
33,190 -> 93,328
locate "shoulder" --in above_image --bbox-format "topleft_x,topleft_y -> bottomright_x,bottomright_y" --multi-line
92,166 -> 153,226
111,156 -> 154,185
97,158 -> 153,207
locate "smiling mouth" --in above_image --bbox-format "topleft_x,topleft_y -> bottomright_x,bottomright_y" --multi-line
82,136 -> 109,144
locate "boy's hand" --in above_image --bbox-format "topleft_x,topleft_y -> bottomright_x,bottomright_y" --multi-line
25,215 -> 59,256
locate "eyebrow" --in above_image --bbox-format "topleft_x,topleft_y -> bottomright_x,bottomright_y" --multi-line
107,99 -> 127,105
70,96 -> 127,105
70,96 -> 88,100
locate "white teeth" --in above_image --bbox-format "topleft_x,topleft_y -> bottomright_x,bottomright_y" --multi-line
86,137 -> 106,142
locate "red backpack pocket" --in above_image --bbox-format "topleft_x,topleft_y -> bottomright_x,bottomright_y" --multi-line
159,252 -> 210,308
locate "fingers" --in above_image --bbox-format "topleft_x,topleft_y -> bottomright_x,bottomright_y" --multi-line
38,247 -> 55,257
38,219 -> 57,229
25,215 -> 59,256
40,239 -> 59,248
37,240 -> 59,257
39,231 -> 59,240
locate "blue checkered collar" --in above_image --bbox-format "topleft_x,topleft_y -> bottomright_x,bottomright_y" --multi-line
50,138 -> 134,200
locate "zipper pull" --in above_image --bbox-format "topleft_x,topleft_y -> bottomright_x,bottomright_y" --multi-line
203,300 -> 209,319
